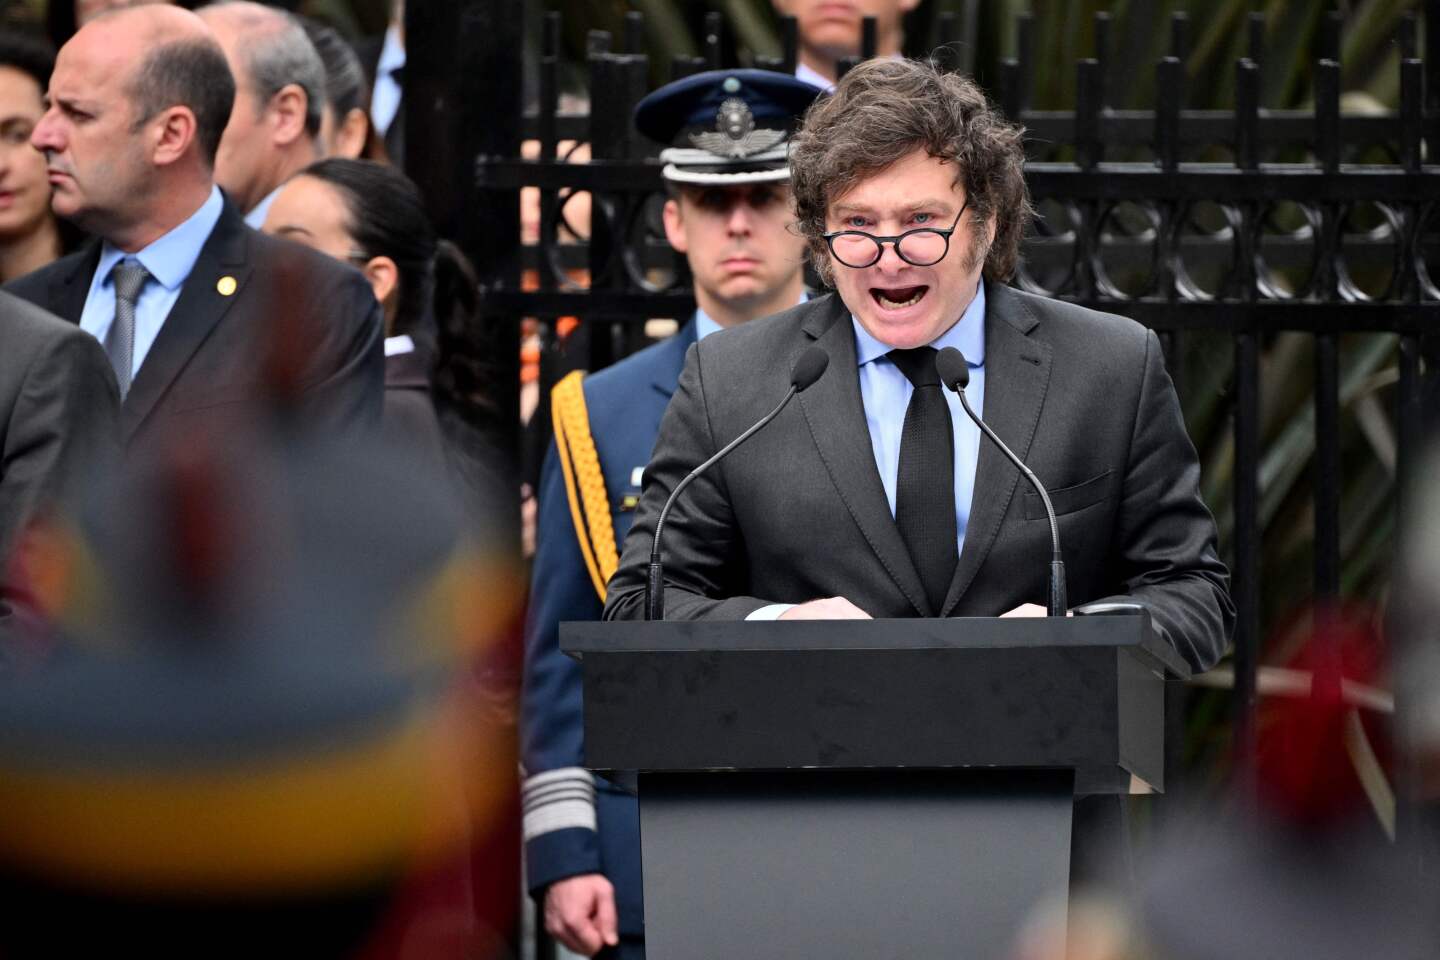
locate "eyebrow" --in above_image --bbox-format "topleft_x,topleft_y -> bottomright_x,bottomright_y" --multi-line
832,199 -> 958,218
273,225 -> 314,238
46,95 -> 98,114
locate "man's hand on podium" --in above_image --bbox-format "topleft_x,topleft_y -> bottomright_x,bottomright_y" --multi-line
544,873 -> 619,956
778,597 -> 873,620
1000,604 -> 1073,617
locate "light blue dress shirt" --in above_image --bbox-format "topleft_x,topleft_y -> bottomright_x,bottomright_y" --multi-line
694,307 -> 723,342
371,23 -> 405,137
80,186 -> 225,380
853,280 -> 986,559
244,185 -> 282,230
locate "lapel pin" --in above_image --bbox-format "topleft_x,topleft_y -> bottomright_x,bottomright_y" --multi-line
217,276 -> 237,296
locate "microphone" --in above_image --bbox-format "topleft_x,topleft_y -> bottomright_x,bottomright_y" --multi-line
935,347 -> 1067,617
646,346 -> 830,621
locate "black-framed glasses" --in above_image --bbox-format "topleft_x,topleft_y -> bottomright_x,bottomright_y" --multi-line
822,201 -> 969,269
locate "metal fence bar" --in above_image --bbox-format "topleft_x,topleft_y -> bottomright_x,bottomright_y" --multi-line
1230,55 -> 1262,796
1313,60 -> 1342,604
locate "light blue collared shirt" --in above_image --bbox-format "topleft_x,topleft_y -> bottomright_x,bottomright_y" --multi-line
244,185 -> 282,230
694,307 -> 723,342
693,291 -> 808,341
854,281 -> 986,560
80,186 -> 225,379
371,23 -> 406,136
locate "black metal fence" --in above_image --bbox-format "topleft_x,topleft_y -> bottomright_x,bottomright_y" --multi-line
470,1 -> 1438,834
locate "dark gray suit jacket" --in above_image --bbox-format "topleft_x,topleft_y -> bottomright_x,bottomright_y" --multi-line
604,281 -> 1233,672
3,202 -> 383,456
0,290 -> 120,618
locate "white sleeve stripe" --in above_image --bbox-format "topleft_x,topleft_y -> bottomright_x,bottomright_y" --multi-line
523,796 -> 599,841
523,767 -> 595,793
524,787 -> 595,811
522,767 -> 599,841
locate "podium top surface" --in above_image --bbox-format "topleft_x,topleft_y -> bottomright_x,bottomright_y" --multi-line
563,614 -> 1190,679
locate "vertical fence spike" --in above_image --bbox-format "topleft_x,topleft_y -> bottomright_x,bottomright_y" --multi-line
1399,12 -> 1417,60
1171,10 -> 1190,63
1316,59 -> 1341,173
1402,57 -> 1423,173
1016,13 -> 1034,112
781,15 -> 798,74
1428,0 -> 1440,111
935,10 -> 957,51
999,59 -> 1022,119
1246,11 -> 1265,64
1156,57 -> 1182,173
1094,10 -> 1111,108
586,29 -> 610,58
624,11 -> 643,56
861,16 -> 878,60
704,11 -> 722,69
1076,58 -> 1103,170
1320,9 -> 1342,64
1235,58 -> 1260,171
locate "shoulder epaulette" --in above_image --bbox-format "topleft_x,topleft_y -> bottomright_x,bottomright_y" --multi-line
550,371 -> 619,602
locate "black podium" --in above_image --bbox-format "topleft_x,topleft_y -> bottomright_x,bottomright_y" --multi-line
562,616 -> 1190,960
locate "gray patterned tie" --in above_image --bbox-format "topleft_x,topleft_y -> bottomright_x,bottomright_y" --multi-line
106,259 -> 150,400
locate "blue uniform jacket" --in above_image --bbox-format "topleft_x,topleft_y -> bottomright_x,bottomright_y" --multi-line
520,321 -> 697,937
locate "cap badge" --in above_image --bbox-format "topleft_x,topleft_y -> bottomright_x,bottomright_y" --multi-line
689,96 -> 786,159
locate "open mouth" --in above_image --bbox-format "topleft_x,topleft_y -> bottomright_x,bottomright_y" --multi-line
871,285 -> 928,310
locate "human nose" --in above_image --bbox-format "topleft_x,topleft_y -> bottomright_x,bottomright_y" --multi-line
30,110 -> 61,154
874,238 -> 908,272
725,201 -> 753,236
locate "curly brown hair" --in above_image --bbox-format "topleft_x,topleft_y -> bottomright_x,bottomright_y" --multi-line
789,58 -> 1032,285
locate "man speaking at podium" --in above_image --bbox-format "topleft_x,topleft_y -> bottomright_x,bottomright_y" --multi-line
604,58 -> 1232,675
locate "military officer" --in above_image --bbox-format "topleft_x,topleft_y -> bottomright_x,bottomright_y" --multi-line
519,70 -> 821,960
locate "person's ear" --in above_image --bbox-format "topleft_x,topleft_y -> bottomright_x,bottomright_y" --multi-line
268,83 -> 310,147
334,108 -> 370,159
362,254 -> 400,307
661,197 -> 688,254
151,106 -> 198,167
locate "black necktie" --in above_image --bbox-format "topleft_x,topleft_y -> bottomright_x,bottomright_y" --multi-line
888,347 -> 958,615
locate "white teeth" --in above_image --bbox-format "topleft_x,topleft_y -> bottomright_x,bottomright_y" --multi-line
878,289 -> 924,309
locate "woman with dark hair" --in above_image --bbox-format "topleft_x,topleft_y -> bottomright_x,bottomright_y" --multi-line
261,158 -> 496,494
300,18 -> 376,160
0,36 -> 75,283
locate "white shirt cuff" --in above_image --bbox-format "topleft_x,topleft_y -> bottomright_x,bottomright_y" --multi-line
747,603 -> 795,621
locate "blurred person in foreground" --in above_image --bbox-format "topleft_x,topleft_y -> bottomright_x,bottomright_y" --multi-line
0,289 -> 118,629
521,70 -> 820,960
198,1 -> 327,229
262,157 -> 499,506
773,0 -> 918,89
0,366 -> 518,958
301,18 -> 375,161
0,37 -> 69,283
4,4 -> 383,455
605,59 -> 1231,664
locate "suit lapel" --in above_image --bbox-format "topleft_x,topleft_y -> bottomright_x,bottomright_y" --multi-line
797,295 -> 930,616
941,282 -> 1052,615
51,243 -> 101,324
121,206 -> 253,441
649,319 -> 698,401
